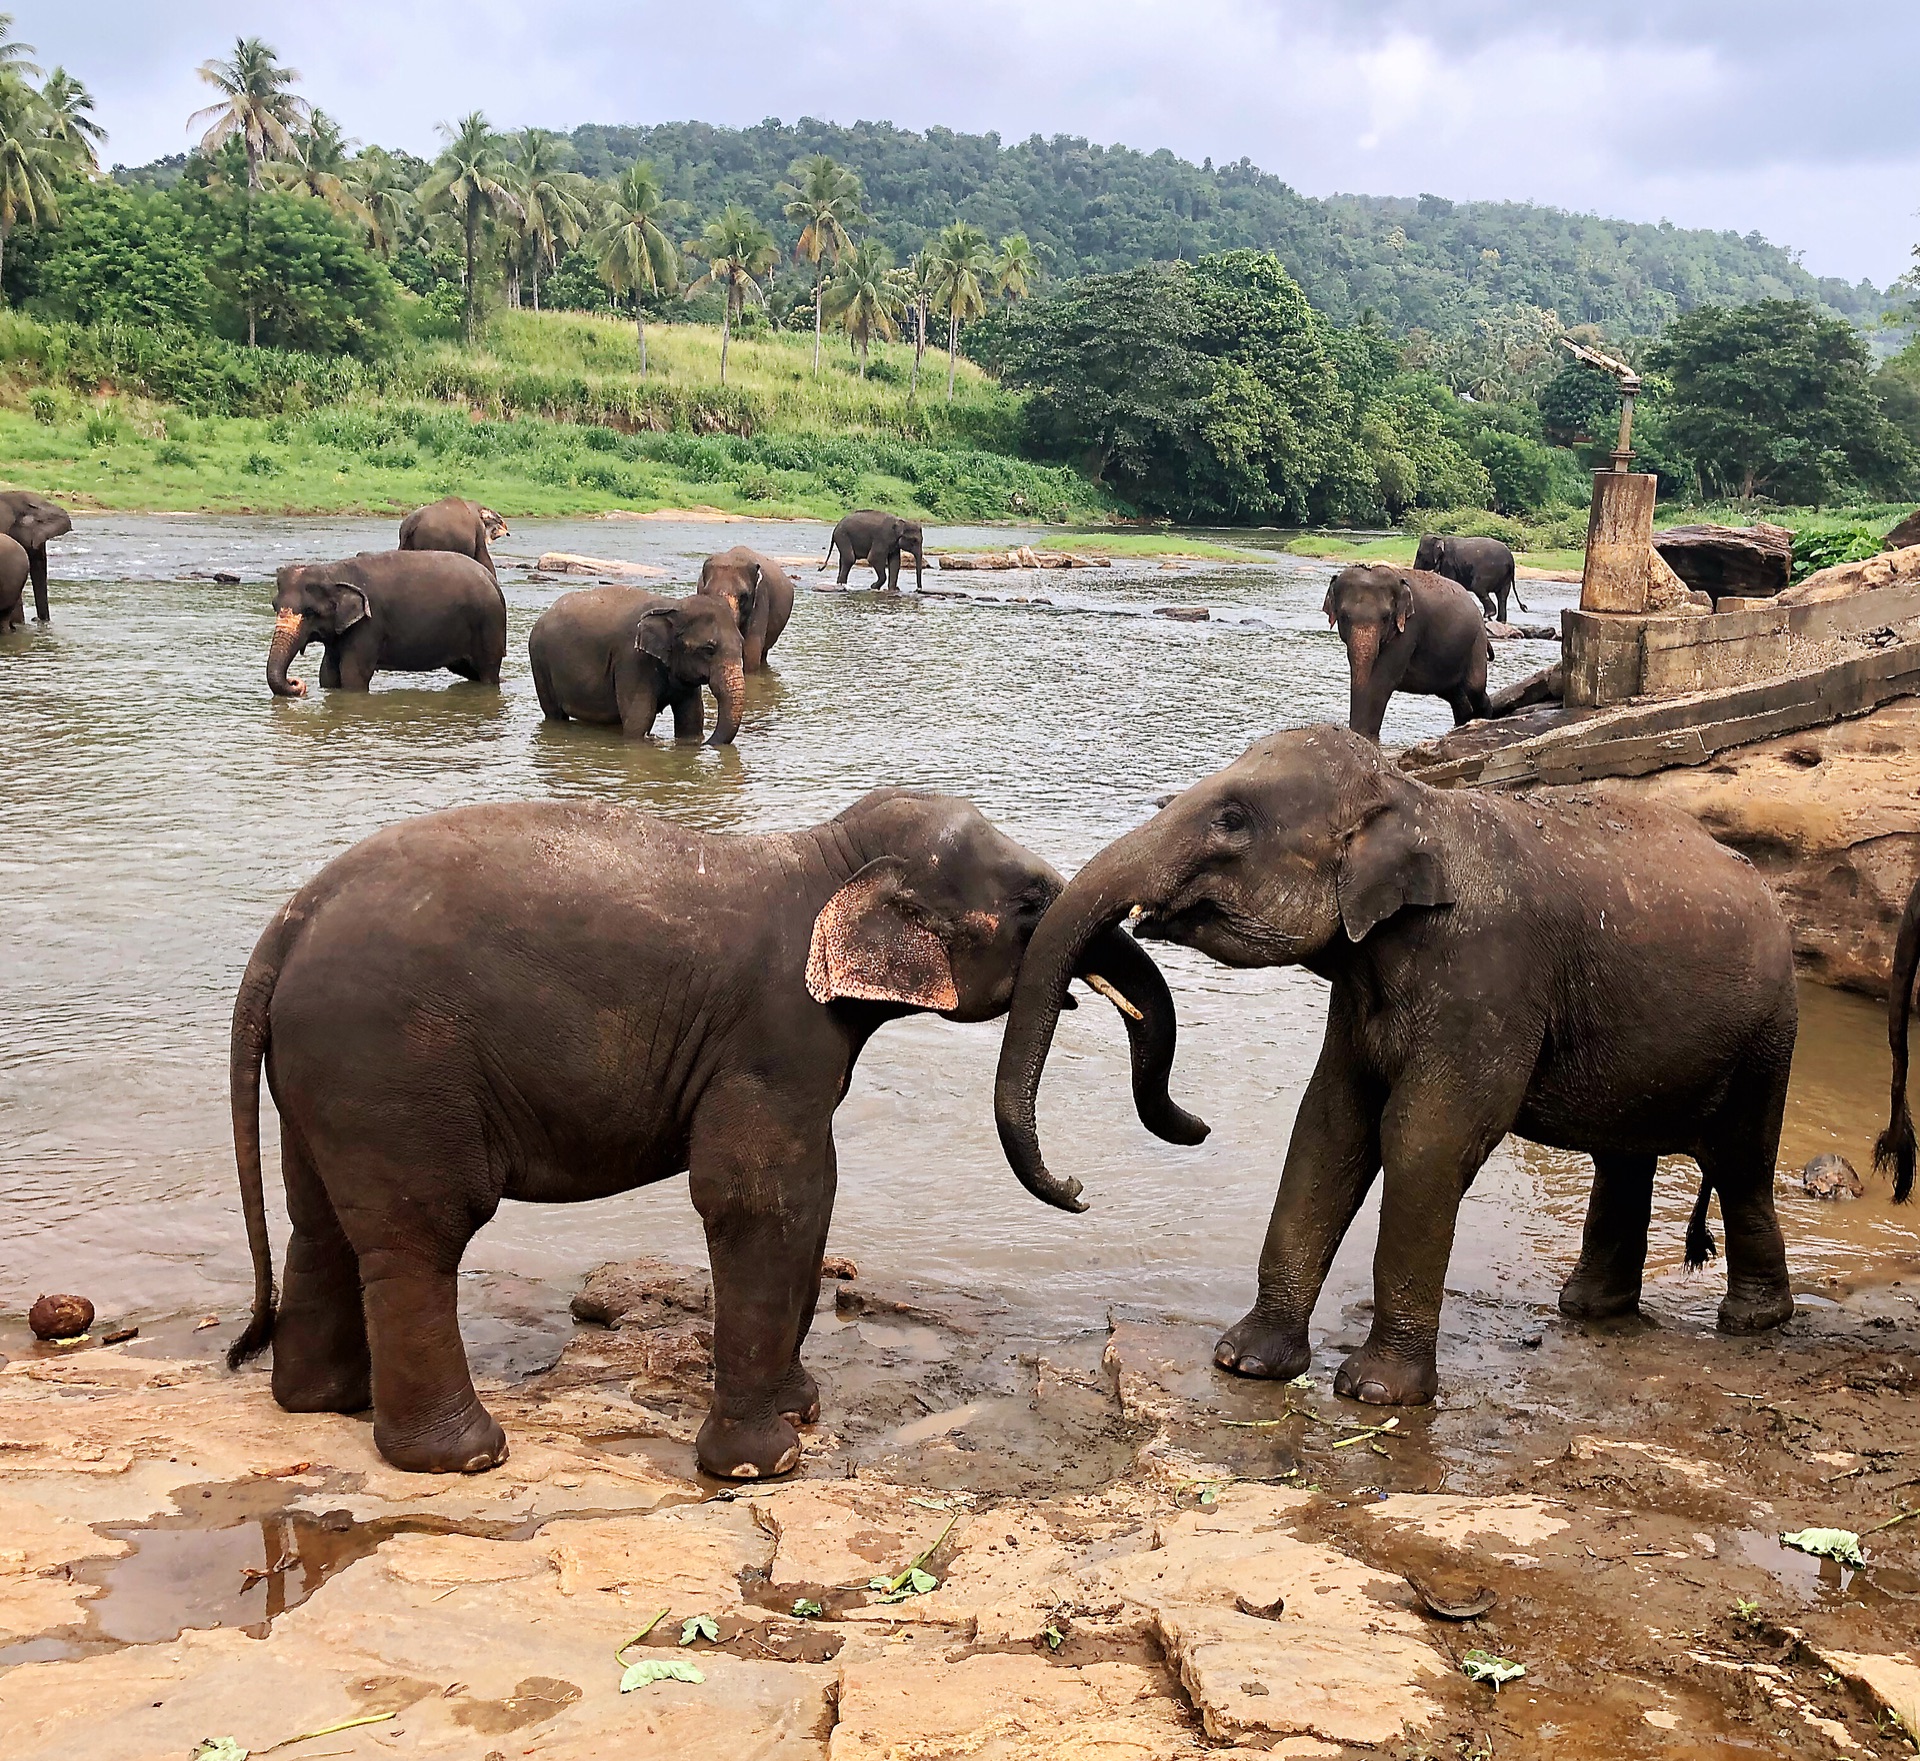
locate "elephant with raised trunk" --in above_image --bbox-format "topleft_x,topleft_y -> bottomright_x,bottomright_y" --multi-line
0,490 -> 73,625
399,496 -> 509,580
996,725 -> 1797,1409
226,789 -> 1197,1479
267,551 -> 507,697
825,510 -> 923,592
1325,563 -> 1490,741
1413,534 -> 1525,624
529,586 -> 745,744
698,545 -> 795,671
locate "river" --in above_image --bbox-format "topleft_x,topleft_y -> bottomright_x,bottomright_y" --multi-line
2,515 -> 1913,1371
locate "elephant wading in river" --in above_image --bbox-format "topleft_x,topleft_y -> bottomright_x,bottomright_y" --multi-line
0,534 -> 33,633
226,789 -> 1199,1478
995,724 -> 1798,1408
825,510 -> 924,592
0,490 -> 73,625
399,497 -> 509,579
698,546 -> 795,671
268,551 -> 507,697
1413,534 -> 1525,625
1326,563 -> 1491,741
530,586 -> 746,744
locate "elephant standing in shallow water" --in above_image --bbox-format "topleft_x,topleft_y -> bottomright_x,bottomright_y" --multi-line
1325,563 -> 1490,741
825,510 -> 924,592
226,789 -> 1198,1479
1413,534 -> 1524,624
399,497 -> 509,580
698,546 -> 795,671
0,490 -> 73,625
996,725 -> 1797,1409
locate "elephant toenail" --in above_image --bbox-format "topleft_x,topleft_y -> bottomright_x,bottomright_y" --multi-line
727,1461 -> 761,1479
774,1445 -> 800,1473
460,1453 -> 494,1473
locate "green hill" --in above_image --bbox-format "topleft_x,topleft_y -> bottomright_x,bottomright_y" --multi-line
566,118 -> 1884,337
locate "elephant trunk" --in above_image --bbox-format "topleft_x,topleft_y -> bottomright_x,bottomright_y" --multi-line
994,831 -> 1204,1212
914,539 -> 924,593
707,659 -> 745,745
1346,622 -> 1380,704
267,610 -> 310,698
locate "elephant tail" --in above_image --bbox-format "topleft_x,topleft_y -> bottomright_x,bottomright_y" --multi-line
227,917 -> 290,1369
1684,1167 -> 1717,1270
1874,877 -> 1920,1204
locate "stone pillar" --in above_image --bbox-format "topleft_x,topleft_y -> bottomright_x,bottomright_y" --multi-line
1580,471 -> 1660,613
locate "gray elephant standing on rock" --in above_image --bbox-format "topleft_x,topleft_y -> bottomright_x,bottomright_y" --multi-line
268,551 -> 507,697
825,510 -> 924,592
698,546 -> 795,671
1326,563 -> 1491,740
996,724 -> 1798,1410
529,586 -> 746,744
0,490 -> 74,625
1413,534 -> 1525,624
399,497 -> 509,580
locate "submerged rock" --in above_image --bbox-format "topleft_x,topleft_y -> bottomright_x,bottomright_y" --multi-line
1802,1153 -> 1864,1200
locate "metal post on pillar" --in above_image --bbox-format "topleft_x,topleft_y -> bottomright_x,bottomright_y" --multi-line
1564,339 -> 1658,614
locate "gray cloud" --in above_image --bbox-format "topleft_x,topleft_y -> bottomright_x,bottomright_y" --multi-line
21,2 -> 1918,284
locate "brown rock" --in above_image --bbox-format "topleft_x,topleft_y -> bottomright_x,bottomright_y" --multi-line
28,1294 -> 93,1341
1778,541 -> 1920,606
1801,1153 -> 1864,1200
1652,523 -> 1793,601
570,1258 -> 710,1328
1883,510 -> 1920,551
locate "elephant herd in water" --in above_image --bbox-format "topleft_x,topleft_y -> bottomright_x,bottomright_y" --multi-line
6,489 -> 1913,1483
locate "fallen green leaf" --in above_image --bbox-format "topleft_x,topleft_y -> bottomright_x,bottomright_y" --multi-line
192,1742 -> 248,1761
1286,1373 -> 1314,1389
620,1658 -> 705,1693
1043,1625 -> 1064,1651
868,1565 -> 938,1603
613,1607 -> 671,1666
680,1614 -> 720,1646
1781,1528 -> 1866,1567
792,1598 -> 824,1618
1461,1650 -> 1526,1689
1198,1485 -> 1219,1506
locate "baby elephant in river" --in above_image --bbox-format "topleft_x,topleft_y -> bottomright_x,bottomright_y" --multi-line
1325,563 -> 1491,740
997,724 -> 1797,1408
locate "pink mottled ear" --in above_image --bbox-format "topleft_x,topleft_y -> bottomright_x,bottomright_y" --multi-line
806,857 -> 959,1011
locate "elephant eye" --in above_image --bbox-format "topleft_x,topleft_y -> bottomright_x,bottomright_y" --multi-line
1216,805 -> 1250,835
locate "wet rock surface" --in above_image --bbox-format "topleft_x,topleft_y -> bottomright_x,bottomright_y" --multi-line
2,1266 -> 1919,1758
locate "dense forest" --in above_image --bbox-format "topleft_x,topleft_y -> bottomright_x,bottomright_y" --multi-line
558,119 -> 1885,337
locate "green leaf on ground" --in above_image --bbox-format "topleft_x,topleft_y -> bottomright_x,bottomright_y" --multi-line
1461,1650 -> 1527,1689
868,1566 -> 938,1603
192,1742 -> 248,1761
620,1658 -> 705,1692
792,1598 -> 824,1618
1043,1626 -> 1064,1651
1781,1528 -> 1865,1567
680,1614 -> 720,1645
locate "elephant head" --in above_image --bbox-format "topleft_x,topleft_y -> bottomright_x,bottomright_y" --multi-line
994,726 -> 1443,1211
898,519 -> 925,592
0,491 -> 74,622
698,547 -> 780,669
1324,564 -> 1413,727
1412,534 -> 1446,574
478,506 -> 509,542
268,561 -> 372,698
636,595 -> 746,745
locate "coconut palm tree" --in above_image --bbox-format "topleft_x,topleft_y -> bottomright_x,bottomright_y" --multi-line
506,128 -> 589,311
0,73 -> 63,298
993,232 -> 1038,307
39,67 -> 103,171
268,109 -> 354,215
0,15 -> 37,77
777,154 -> 865,376
344,147 -> 414,260
927,221 -> 992,400
591,161 -> 679,376
823,239 -> 904,378
685,204 -> 777,387
904,250 -> 939,399
418,112 -> 522,343
189,37 -> 309,193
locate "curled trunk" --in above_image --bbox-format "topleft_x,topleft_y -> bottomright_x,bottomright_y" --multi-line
267,611 -> 309,698
707,659 -> 745,745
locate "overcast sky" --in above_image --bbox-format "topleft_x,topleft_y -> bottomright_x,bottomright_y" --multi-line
22,2 -> 1919,287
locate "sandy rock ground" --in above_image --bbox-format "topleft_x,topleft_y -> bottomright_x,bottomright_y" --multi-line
3,1258 -> 1918,1760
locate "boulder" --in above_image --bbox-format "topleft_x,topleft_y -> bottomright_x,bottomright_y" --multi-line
1883,509 -> 1920,551
1777,541 -> 1920,607
1651,523 -> 1793,601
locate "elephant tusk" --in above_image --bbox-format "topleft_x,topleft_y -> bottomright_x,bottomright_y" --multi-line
1084,974 -> 1144,1021
1126,903 -> 1144,922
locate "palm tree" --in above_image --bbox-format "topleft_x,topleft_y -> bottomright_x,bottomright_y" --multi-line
418,112 -> 522,343
823,239 -> 904,378
904,251 -> 939,399
506,128 -> 589,311
189,37 -> 308,192
927,221 -> 992,400
0,15 -> 37,76
39,67 -> 103,171
591,161 -> 679,375
778,154 -> 864,376
344,147 -> 414,260
685,204 -> 777,387
993,232 -> 1037,307
268,109 -> 354,215
0,73 -> 63,298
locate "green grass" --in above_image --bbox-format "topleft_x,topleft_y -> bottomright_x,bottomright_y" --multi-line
942,532 -> 1269,560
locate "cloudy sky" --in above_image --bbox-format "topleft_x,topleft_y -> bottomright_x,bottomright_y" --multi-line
22,2 -> 1920,287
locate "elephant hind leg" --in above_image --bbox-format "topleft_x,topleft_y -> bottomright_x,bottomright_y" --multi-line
269,1126 -> 371,1416
1558,1151 -> 1657,1321
361,1245 -> 507,1474
1698,1049 -> 1795,1334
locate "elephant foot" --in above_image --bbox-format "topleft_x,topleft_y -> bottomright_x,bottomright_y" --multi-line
271,1358 -> 372,1416
1212,1311 -> 1310,1381
696,1410 -> 801,1481
1718,1282 -> 1794,1335
373,1401 -> 509,1475
774,1363 -> 821,1425
1333,1343 -> 1437,1407
1557,1266 -> 1643,1322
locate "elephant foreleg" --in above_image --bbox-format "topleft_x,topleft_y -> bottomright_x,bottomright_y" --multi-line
29,547 -> 48,623
671,691 -> 705,741
775,1138 -> 838,1425
318,644 -> 343,690
1558,1152 -> 1657,1321
884,550 -> 902,593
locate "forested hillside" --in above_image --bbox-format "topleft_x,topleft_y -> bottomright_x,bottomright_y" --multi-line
564,118 -> 1883,337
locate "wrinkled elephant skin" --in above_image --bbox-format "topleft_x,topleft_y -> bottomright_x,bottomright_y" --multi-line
1413,534 -> 1524,624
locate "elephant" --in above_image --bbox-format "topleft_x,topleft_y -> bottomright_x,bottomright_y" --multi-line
0,533 -> 32,632
825,510 -> 924,593
0,490 -> 73,625
1413,534 -> 1526,624
529,586 -> 747,744
697,546 -> 795,672
225,788 -> 1197,1479
995,723 -> 1798,1410
1873,872 -> 1920,1204
399,497 -> 509,580
1325,564 -> 1491,741
268,551 -> 507,698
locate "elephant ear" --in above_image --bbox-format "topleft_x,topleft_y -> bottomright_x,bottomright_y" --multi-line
1336,798 -> 1454,943
1392,574 -> 1414,634
325,577 -> 370,633
636,604 -> 678,661
1321,583 -> 1338,627
806,857 -> 959,1011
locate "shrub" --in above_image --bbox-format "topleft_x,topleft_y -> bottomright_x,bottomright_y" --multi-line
84,406 -> 123,447
154,441 -> 195,466
27,387 -> 57,424
1787,524 -> 1882,581
242,451 -> 281,477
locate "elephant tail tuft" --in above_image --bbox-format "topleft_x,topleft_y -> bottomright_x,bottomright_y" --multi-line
227,921 -> 288,1369
1875,878 -> 1920,1205
1684,1168 -> 1717,1270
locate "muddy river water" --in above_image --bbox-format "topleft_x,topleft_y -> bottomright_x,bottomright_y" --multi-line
3,515 -> 1915,1370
